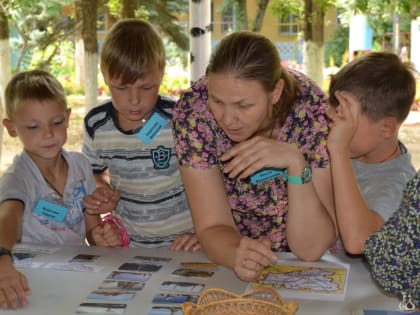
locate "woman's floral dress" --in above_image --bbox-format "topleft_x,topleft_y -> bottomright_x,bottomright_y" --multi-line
364,170 -> 419,307
172,70 -> 330,251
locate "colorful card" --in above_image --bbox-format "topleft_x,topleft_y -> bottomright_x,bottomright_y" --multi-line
152,293 -> 199,304
180,262 -> 218,270
98,280 -> 145,291
87,290 -> 135,301
249,258 -> 349,301
118,262 -> 162,272
106,271 -> 151,282
70,254 -> 100,263
171,268 -> 214,279
148,306 -> 183,315
130,255 -> 171,266
76,302 -> 127,314
159,281 -> 205,294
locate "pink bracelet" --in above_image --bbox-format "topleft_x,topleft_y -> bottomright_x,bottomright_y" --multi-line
101,214 -> 130,247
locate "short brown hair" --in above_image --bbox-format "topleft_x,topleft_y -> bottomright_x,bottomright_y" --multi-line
101,19 -> 166,84
206,31 -> 299,126
329,52 -> 416,123
5,69 -> 67,121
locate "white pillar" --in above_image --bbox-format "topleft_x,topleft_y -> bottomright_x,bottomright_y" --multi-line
410,18 -> 420,72
189,0 -> 212,83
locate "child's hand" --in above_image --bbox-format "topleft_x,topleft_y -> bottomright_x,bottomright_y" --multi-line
170,233 -> 201,252
91,222 -> 122,247
0,258 -> 31,310
83,186 -> 120,215
327,90 -> 360,153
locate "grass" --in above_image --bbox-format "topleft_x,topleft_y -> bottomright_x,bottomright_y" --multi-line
1,95 -> 419,175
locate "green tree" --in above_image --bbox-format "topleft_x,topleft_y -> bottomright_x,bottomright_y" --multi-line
1,0 -> 74,72
271,0 -> 337,86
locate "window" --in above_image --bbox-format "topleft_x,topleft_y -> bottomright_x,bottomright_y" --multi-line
279,14 -> 300,36
221,5 -> 233,35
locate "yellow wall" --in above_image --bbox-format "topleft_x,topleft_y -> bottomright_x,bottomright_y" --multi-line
211,0 -> 337,43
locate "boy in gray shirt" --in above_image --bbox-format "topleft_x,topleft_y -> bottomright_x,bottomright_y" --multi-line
327,52 -> 416,254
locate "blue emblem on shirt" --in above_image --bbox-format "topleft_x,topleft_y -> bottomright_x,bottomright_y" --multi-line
151,145 -> 171,169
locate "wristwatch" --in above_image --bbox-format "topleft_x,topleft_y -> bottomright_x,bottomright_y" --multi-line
284,165 -> 312,184
0,247 -> 13,258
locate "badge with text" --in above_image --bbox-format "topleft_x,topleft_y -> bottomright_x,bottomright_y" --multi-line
33,199 -> 69,222
137,112 -> 169,145
250,168 -> 285,185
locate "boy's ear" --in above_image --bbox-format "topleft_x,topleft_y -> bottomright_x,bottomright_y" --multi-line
2,119 -> 17,137
65,108 -> 72,127
380,117 -> 399,139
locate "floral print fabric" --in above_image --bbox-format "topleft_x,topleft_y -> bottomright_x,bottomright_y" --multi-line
172,70 -> 330,251
364,170 -> 419,307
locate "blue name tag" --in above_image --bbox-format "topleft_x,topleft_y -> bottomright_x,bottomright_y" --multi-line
250,168 -> 285,185
137,112 -> 169,144
33,199 -> 69,222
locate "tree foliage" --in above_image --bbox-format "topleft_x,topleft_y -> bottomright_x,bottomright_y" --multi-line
0,0 -> 75,71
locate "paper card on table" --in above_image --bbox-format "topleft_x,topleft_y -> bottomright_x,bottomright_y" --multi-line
106,271 -> 151,282
87,289 -> 136,301
76,302 -> 127,314
352,310 -> 420,315
152,293 -> 199,304
248,257 -> 350,301
180,262 -> 218,270
129,255 -> 171,266
159,281 -> 205,293
13,244 -> 59,255
118,262 -> 162,272
12,252 -> 45,268
171,268 -> 214,279
98,280 -> 145,291
69,254 -> 100,263
42,262 -> 104,272
148,306 -> 183,315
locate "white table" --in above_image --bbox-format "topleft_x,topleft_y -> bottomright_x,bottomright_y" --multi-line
9,245 -> 402,315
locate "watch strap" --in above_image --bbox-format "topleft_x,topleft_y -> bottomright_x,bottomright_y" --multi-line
0,247 -> 13,258
284,170 -> 304,184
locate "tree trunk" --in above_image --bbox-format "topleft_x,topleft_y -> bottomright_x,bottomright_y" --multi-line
302,0 -> 324,87
234,0 -> 248,30
121,0 -> 137,19
81,0 -> 98,110
74,0 -> 84,86
252,0 -> 270,32
0,8 -> 10,165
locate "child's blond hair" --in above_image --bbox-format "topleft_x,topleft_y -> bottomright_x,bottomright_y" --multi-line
5,70 -> 67,121
101,19 -> 166,84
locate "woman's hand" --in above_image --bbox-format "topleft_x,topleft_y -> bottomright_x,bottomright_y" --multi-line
170,233 -> 201,252
220,136 -> 303,180
233,236 -> 277,282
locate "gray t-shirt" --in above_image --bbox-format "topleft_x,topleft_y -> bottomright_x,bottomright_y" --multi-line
352,143 -> 416,220
0,150 -> 95,245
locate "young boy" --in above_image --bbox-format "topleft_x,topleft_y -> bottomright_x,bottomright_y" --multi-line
0,70 -> 121,310
82,19 -> 198,251
327,52 -> 417,254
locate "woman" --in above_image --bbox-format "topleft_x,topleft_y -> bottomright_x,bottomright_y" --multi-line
172,31 -> 336,281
